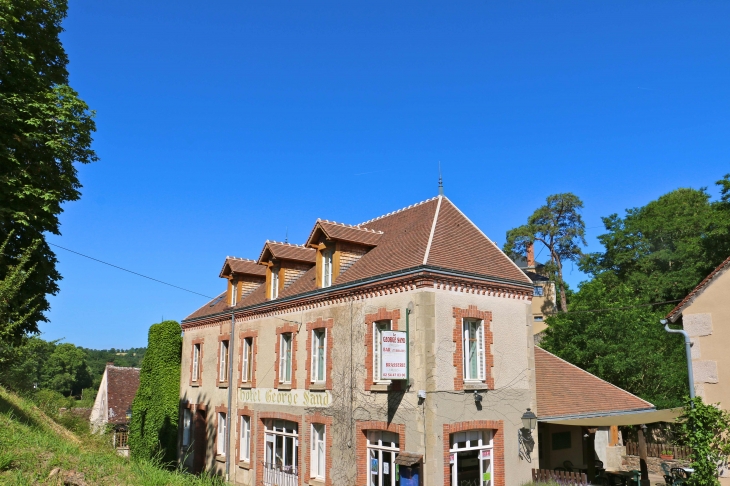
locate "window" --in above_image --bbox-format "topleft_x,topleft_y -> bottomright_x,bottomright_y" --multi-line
449,430 -> 493,486
551,431 -> 571,450
279,333 -> 293,384
311,329 -> 326,383
373,321 -> 391,383
231,280 -> 238,305
463,319 -> 485,381
264,420 -> 298,475
534,316 -> 544,322
217,412 -> 227,456
271,268 -> 279,299
311,424 -> 326,480
182,409 -> 192,447
533,285 -> 544,297
192,343 -> 201,382
240,415 -> 251,462
322,249 -> 333,288
219,340 -> 229,383
242,337 -> 254,383
114,429 -> 129,448
367,430 -> 399,486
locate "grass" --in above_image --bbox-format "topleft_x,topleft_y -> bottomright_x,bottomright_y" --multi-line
0,386 -> 223,485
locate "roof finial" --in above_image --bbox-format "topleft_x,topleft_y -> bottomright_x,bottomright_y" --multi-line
438,161 -> 444,196
285,227 -> 288,244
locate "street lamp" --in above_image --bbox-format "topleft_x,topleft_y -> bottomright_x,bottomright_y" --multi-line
126,408 -> 132,421
518,408 -> 537,462
521,408 -> 537,431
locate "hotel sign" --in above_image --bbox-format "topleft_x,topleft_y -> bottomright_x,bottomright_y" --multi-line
238,387 -> 332,408
381,330 -> 407,380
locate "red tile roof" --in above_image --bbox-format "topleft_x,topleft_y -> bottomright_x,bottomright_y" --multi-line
219,257 -> 267,278
667,254 -> 730,322
106,365 -> 140,425
305,220 -> 383,247
257,241 -> 316,265
534,347 -> 653,419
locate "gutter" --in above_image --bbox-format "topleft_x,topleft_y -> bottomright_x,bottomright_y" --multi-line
225,313 -> 235,481
537,407 -> 657,422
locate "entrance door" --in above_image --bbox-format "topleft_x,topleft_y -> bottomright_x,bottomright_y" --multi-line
367,430 -> 399,486
450,430 -> 493,486
192,409 -> 207,474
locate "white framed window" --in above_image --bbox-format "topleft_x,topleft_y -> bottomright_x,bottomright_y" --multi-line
217,412 -> 227,456
192,343 -> 201,381
367,430 -> 399,486
271,268 -> 279,299
240,415 -> 251,462
449,430 -> 493,486
264,419 -> 299,473
373,321 -> 391,383
242,337 -> 254,383
463,319 -> 485,381
231,280 -> 238,305
219,340 -> 229,382
182,408 -> 192,447
322,249 -> 333,288
279,333 -> 293,384
310,423 -> 326,480
533,285 -> 544,297
311,329 -> 326,383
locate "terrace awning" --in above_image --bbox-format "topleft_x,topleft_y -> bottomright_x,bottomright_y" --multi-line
539,407 -> 683,427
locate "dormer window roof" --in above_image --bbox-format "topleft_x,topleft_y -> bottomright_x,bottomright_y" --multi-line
219,257 -> 267,279
305,219 -> 383,248
257,241 -> 316,265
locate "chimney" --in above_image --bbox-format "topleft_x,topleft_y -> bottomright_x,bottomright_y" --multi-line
527,243 -> 535,268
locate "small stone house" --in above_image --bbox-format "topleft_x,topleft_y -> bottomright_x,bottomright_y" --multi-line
90,364 -> 140,456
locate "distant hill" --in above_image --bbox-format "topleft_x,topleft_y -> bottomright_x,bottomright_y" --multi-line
81,347 -> 147,389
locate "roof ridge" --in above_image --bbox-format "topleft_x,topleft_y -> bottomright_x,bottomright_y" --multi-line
265,240 -> 309,249
226,256 -> 257,262
360,196 -> 439,225
668,254 -> 730,321
319,219 -> 383,234
535,346 -> 653,408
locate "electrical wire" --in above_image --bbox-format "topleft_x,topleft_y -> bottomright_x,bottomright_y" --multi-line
48,242 -> 215,299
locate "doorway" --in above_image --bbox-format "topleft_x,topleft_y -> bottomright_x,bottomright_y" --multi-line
192,409 -> 207,474
449,430 -> 493,486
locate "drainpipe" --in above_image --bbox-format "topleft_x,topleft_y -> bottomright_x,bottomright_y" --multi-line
226,312 -> 236,481
661,319 -> 695,401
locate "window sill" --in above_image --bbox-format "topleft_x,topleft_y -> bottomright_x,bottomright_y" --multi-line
309,382 -> 327,391
240,382 -> 253,389
463,382 -> 488,391
238,460 -> 251,470
217,382 -> 229,389
308,478 -> 326,486
215,455 -> 226,463
277,383 -> 292,391
370,383 -> 392,392
190,381 -> 201,388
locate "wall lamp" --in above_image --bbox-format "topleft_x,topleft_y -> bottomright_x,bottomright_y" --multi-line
518,408 -> 537,462
474,390 -> 483,403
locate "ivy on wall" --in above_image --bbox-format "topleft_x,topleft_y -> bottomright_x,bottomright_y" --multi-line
129,320 -> 182,463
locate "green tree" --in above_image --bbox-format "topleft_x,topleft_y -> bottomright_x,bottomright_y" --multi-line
504,193 -> 586,311
0,0 -> 97,339
677,396 -> 730,486
129,321 -> 182,463
40,342 -> 92,397
0,335 -> 55,392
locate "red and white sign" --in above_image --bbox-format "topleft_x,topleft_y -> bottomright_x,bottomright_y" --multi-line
380,330 -> 407,380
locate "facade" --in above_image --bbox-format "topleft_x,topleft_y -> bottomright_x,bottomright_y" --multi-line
513,245 -> 555,336
90,364 -> 140,456
667,254 -> 730,484
178,195 -> 539,486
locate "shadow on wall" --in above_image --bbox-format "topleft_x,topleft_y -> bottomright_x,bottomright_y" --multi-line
178,390 -> 213,476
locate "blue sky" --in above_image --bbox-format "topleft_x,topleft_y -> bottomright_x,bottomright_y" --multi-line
45,1 -> 730,349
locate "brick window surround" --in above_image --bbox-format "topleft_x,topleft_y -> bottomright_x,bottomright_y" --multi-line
305,318 -> 334,390
452,306 -> 494,390
238,330 -> 259,388
255,412 -> 302,486
235,407 -> 255,469
443,420 -> 504,486
216,333 -> 231,387
355,420 -> 406,486
364,308 -> 401,391
304,413 -> 334,486
274,324 -> 299,389
214,405 -> 228,457
189,337 -> 204,386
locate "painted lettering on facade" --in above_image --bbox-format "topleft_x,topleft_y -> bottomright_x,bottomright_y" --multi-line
238,387 -> 331,407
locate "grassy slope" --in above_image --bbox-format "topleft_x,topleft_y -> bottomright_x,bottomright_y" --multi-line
0,386 -> 221,486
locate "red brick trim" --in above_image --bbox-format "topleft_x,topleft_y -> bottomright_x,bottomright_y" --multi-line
216,333 -> 231,387
355,420 -> 406,486
443,420 -> 504,486
214,405 -> 228,457
235,407 -> 255,466
256,412 -> 303,486
238,330 -> 259,387
452,306 -> 494,390
364,308 -> 401,391
305,318 -> 334,390
304,413 -> 334,486
274,324 -> 299,389
189,337 -> 204,386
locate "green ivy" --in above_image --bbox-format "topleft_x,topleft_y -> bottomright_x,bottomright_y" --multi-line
678,396 -> 730,486
129,320 -> 182,463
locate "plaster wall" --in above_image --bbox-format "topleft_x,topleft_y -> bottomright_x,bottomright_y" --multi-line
90,369 -> 108,433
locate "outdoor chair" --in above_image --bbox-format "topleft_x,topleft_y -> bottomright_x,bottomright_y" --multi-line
564,460 -> 576,472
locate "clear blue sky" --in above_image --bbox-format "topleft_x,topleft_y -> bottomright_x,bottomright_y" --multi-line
45,1 -> 730,349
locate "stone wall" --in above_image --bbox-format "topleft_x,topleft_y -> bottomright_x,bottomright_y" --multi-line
621,455 -> 689,475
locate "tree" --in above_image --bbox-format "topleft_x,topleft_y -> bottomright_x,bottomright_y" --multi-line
129,321 -> 182,463
40,342 -> 92,397
0,336 -> 55,392
504,193 -> 586,311
0,0 -> 97,339
677,396 -> 730,486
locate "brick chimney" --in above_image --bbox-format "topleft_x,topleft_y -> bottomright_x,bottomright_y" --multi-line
527,243 -> 535,268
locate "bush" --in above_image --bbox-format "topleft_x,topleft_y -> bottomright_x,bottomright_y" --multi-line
31,389 -> 73,416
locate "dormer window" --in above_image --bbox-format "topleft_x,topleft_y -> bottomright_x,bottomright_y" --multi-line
271,268 -> 279,299
230,280 -> 238,306
322,249 -> 333,288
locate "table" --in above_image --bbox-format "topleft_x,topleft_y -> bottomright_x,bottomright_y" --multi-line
605,470 -> 640,486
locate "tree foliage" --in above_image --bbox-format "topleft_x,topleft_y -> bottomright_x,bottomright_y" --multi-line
678,396 -> 730,486
504,193 -> 586,311
0,0 -> 97,337
129,321 -> 182,463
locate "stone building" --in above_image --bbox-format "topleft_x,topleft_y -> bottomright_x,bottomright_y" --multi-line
178,195 -> 538,486
90,364 -> 140,456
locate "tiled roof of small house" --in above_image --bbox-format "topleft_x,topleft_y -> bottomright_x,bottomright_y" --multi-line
534,347 -> 653,419
106,365 -> 140,425
305,219 -> 383,247
667,254 -> 730,322
219,257 -> 267,278
257,241 -> 316,265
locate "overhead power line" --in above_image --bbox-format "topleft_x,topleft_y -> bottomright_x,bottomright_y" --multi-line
49,243 -> 215,299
